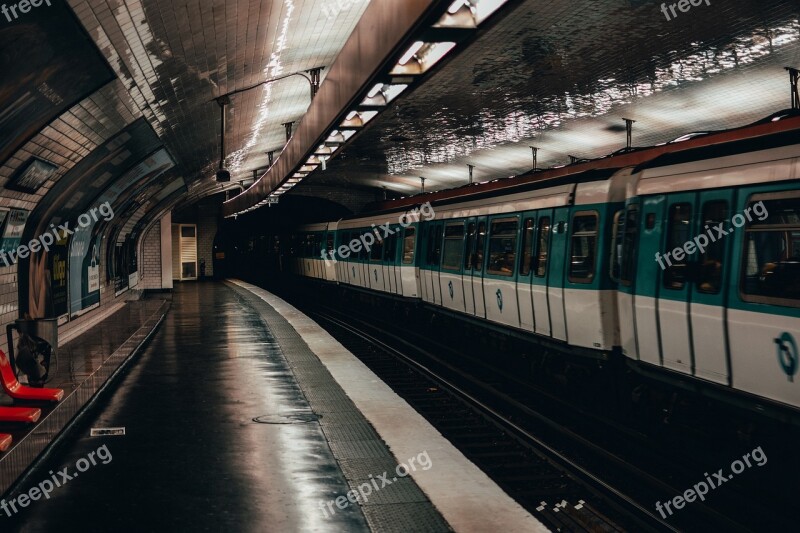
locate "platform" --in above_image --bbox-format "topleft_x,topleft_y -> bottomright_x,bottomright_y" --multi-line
0,282 -> 545,532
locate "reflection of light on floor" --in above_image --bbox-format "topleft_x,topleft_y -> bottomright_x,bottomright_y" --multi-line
385,20 -> 800,186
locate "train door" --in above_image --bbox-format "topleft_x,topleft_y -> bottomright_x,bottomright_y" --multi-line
369,234 -> 386,292
383,231 -> 396,295
463,219 -> 478,315
658,194 -> 695,376
689,190 -> 734,384
532,211 -> 552,336
472,217 -> 488,318
727,188 -> 800,407
439,220 -> 467,313
400,226 -> 419,297
483,215 -> 521,328
547,208 -> 570,341
633,195 -> 667,367
419,224 -> 432,302
517,214 -> 536,331
429,222 -> 444,305
617,203 -> 640,359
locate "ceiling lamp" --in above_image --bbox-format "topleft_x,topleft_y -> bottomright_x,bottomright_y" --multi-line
435,0 -> 510,28
390,42 -> 457,75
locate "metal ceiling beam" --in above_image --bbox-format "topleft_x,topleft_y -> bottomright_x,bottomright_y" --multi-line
223,0 -> 441,218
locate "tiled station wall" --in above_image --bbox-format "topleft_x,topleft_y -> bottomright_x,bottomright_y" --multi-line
142,222 -> 164,290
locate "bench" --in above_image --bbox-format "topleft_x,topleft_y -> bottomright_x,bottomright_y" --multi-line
0,406 -> 41,423
0,349 -> 64,402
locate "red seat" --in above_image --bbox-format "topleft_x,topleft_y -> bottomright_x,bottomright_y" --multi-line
0,406 -> 41,423
0,349 -> 64,402
0,434 -> 11,452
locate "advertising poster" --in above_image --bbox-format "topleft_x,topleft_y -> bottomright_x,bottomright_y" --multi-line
0,208 -> 28,254
49,229 -> 69,317
68,148 -> 174,314
0,0 -> 114,165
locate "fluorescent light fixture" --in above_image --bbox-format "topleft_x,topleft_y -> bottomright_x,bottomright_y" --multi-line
346,110 -> 359,121
360,84 -> 409,106
340,110 -> 379,128
391,42 -> 457,75
399,41 -> 425,66
367,83 -> 384,98
435,0 -> 509,27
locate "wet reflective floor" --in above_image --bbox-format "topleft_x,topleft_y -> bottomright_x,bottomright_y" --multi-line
1,282 -> 369,532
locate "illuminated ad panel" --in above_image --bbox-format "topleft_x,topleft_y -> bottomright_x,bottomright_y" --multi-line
68,149 -> 175,316
0,0 -> 114,165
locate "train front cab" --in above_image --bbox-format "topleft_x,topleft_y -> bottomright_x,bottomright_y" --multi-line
618,140 -> 800,413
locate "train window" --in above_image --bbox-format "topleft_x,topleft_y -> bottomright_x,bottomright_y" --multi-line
646,213 -> 656,230
464,222 -> 476,270
620,207 -> 639,285
569,212 -> 599,283
740,193 -> 800,307
402,228 -> 416,264
520,218 -> 535,276
487,218 -> 519,277
326,233 -> 334,255
442,223 -> 465,271
534,217 -> 551,278
383,233 -> 397,263
427,225 -> 443,267
609,210 -> 624,282
370,233 -> 384,261
696,201 -> 729,294
475,222 -> 486,272
663,203 -> 692,290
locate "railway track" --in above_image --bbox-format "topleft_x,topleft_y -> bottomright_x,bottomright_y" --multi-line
259,278 -> 792,532
309,308 -> 674,532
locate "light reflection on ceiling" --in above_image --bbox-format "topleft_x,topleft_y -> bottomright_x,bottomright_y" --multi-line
312,0 -> 800,199
385,19 -> 800,176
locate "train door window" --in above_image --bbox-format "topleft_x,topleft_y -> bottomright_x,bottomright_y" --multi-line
740,193 -> 800,307
663,203 -> 692,290
534,217 -> 551,278
383,232 -> 397,263
442,223 -> 465,271
358,230 -> 369,261
326,233 -> 335,256
464,222 -> 476,270
696,201 -> 729,294
475,222 -> 486,272
609,210 -> 624,282
427,225 -> 443,267
402,228 -> 416,264
620,207 -> 639,285
370,232 -> 384,261
487,218 -> 519,277
520,218 -> 535,276
569,211 -> 599,283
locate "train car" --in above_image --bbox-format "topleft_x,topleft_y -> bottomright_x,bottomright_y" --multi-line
618,129 -> 800,415
288,115 -> 800,419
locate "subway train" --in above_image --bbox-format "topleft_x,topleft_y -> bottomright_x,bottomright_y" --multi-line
287,112 -> 800,422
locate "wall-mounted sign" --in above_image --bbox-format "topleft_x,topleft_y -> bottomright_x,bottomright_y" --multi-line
5,157 -> 58,193
0,209 -> 28,254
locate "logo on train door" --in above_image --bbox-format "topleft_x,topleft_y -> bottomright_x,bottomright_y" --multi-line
448,281 -> 454,299
496,289 -> 503,312
776,332 -> 799,382
352,266 -> 356,277
374,270 -> 378,282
